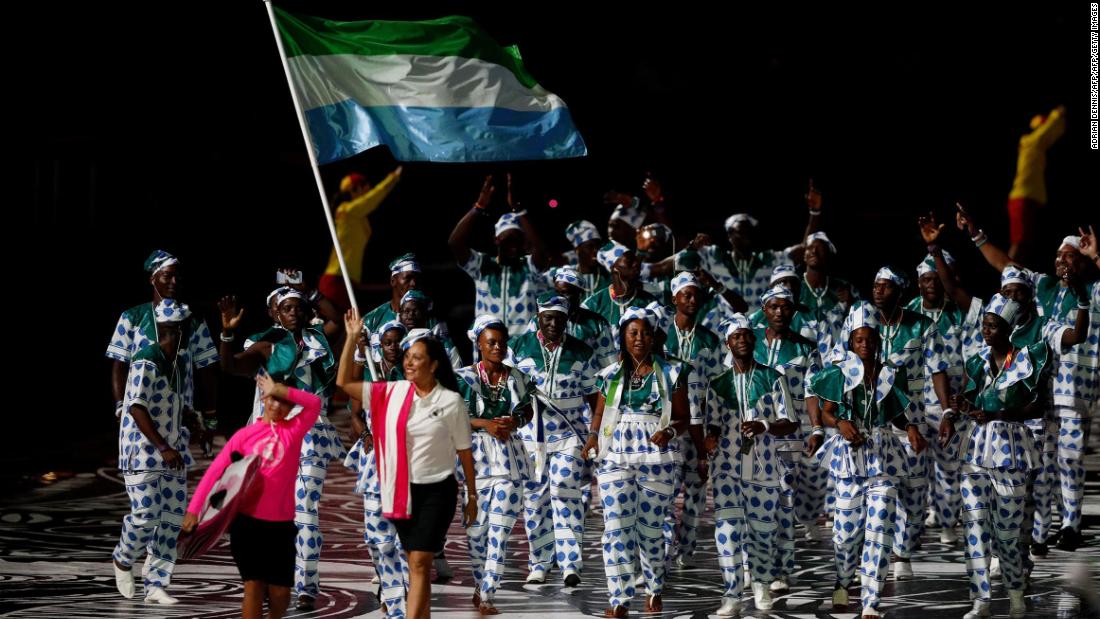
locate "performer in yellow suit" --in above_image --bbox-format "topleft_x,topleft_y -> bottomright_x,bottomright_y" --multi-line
318,166 -> 403,309
1007,106 -> 1064,261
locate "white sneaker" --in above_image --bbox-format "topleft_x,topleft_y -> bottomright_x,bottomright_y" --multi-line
924,511 -> 939,529
804,525 -> 823,541
634,572 -> 646,587
371,574 -> 381,585
525,569 -> 547,584
962,600 -> 991,619
716,597 -> 741,617
1008,589 -> 1026,618
113,562 -> 134,599
676,553 -> 695,568
939,527 -> 958,544
144,586 -> 179,605
832,586 -> 849,610
893,560 -> 913,580
751,582 -> 773,611
769,575 -> 790,593
989,556 -> 1001,579
1056,591 -> 1081,617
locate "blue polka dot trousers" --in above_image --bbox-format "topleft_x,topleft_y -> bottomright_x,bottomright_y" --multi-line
712,473 -> 780,600
832,475 -> 897,613
467,478 -> 523,602
294,457 -> 329,598
960,464 -> 1027,601
363,494 -> 408,617
113,470 -> 187,590
1055,413 -> 1088,532
597,462 -> 675,608
1026,417 -> 1057,544
523,448 -> 586,579
776,454 -> 828,578
664,441 -> 706,560
893,432 -> 928,560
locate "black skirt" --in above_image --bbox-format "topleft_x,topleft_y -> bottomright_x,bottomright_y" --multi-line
229,514 -> 297,587
392,475 -> 458,552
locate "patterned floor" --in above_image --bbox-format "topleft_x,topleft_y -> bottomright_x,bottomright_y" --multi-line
2,410 -> 1098,618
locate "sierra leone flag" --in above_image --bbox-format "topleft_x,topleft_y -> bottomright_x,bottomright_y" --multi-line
275,9 -> 589,164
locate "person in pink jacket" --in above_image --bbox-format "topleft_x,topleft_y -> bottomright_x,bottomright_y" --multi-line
182,372 -> 321,619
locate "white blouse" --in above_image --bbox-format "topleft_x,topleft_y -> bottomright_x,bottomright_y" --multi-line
405,384 -> 472,484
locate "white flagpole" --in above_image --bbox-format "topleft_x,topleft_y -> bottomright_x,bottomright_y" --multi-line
262,0 -> 357,312
263,0 -> 382,380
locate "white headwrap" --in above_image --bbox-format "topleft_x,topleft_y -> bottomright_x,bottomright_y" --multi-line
724,213 -> 759,231
984,293 -> 1023,327
670,271 -> 701,297
494,213 -> 523,237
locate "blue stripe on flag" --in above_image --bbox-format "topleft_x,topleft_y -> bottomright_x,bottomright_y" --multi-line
304,101 -> 588,163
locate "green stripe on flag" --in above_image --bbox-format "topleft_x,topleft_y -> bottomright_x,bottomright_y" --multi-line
275,9 -> 539,89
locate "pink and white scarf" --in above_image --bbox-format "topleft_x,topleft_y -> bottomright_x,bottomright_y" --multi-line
369,380 -> 415,519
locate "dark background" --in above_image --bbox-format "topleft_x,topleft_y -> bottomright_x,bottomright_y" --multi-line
10,2 -> 1097,485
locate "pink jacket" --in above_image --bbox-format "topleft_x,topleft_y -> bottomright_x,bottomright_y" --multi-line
187,387 -> 321,521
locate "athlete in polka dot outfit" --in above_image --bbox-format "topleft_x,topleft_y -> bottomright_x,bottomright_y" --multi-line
450,175 -> 553,337
451,315 -> 535,612
509,295 -> 601,586
112,299 -> 196,605
112,169 -> 1098,617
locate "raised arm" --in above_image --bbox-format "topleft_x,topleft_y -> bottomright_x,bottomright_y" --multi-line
956,203 -> 1018,273
794,179 -> 824,264
918,212 -> 975,311
257,373 -> 322,435
343,166 -> 402,218
337,308 -> 370,402
449,175 -> 495,266
1059,282 -> 1092,348
217,295 -> 269,376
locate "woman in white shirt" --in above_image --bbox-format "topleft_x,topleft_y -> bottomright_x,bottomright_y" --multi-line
338,310 -> 477,619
